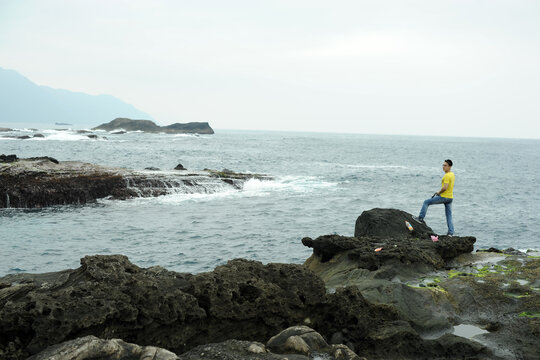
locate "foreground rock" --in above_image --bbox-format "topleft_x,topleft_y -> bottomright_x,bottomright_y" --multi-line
93,118 -> 214,134
303,208 -> 540,360
0,156 -> 269,208
0,253 -> 491,360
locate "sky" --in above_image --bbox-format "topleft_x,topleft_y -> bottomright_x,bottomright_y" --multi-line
0,0 -> 539,138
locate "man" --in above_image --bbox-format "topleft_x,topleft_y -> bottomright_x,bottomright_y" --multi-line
412,159 -> 455,236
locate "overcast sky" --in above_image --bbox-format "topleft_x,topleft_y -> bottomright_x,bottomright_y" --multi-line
1,0 -> 539,138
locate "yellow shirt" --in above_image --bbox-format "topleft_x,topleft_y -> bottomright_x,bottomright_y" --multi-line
440,172 -> 455,198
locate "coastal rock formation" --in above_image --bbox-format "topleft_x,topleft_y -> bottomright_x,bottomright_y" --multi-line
93,118 -> 214,134
0,156 -> 269,208
303,208 -> 540,360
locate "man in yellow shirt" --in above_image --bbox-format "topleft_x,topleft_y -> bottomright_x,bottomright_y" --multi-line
412,159 -> 455,236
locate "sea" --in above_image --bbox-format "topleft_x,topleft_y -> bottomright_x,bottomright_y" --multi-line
1,128 -> 539,276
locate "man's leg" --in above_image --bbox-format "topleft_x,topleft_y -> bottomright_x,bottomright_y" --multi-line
419,195 -> 446,219
444,199 -> 454,235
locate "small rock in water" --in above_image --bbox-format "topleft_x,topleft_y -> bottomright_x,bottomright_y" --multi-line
145,167 -> 161,171
87,134 -> 98,139
174,163 -> 187,170
0,154 -> 18,162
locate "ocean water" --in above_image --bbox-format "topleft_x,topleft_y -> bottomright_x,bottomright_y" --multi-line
1,129 -> 539,276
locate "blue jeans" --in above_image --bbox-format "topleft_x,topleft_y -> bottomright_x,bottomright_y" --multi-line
419,195 -> 454,235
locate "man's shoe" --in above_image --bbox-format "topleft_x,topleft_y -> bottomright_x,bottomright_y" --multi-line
412,216 -> 425,224
446,233 -> 454,237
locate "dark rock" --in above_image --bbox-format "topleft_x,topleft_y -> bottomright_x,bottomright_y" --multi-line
145,167 -> 161,171
25,156 -> 59,164
478,247 -> 527,256
0,154 -> 18,163
302,233 -> 475,270
32,134 -> 44,138
76,130 -> 92,134
0,127 -> 13,132
93,118 -> 214,134
355,208 -> 435,239
174,164 -> 187,170
16,135 -> 31,140
179,339 -> 306,360
0,256 -> 325,358
87,134 -> 98,139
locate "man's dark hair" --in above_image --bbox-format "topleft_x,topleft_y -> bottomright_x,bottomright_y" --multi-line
445,159 -> 453,167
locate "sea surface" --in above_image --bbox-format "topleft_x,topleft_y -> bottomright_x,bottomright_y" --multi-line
1,129 -> 539,276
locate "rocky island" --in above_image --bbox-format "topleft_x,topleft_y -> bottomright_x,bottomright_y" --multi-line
0,209 -> 538,359
0,155 -> 267,208
93,118 -> 214,134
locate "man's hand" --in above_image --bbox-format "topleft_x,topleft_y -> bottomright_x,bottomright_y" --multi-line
432,192 -> 438,198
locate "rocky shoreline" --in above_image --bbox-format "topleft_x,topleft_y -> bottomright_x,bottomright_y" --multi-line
1,208 -> 538,359
0,155 -> 269,208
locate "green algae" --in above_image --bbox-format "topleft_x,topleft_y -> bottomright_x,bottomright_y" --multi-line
518,311 -> 540,318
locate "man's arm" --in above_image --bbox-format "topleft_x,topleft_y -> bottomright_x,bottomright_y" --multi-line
436,183 -> 449,196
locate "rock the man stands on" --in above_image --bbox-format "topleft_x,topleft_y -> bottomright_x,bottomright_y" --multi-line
413,159 -> 455,235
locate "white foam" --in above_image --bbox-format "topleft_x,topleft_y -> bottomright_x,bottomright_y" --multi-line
44,133 -> 95,141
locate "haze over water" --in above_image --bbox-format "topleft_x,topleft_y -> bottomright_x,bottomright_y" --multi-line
1,129 -> 538,275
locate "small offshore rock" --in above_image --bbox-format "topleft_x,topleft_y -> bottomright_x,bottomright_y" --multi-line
0,127 -> 13,132
17,135 -> 31,140
174,163 -> 187,170
33,134 -> 44,138
0,154 -> 18,163
87,134 -> 98,139
144,167 -> 161,171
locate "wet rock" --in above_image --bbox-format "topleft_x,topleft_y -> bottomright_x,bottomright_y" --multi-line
0,127 -> 13,132
76,130 -> 92,134
16,135 -> 31,139
478,247 -> 527,256
87,134 -> 98,139
144,167 -> 161,171
0,158 -> 271,208
174,163 -> 187,170
32,134 -> 44,138
27,336 -> 179,360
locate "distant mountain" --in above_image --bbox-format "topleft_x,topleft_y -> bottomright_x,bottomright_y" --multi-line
0,67 -> 153,128
93,118 -> 214,134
